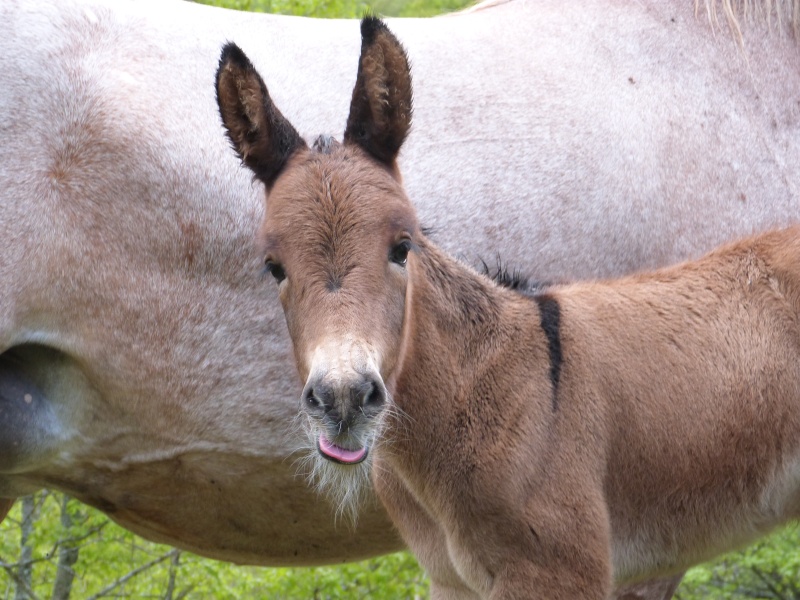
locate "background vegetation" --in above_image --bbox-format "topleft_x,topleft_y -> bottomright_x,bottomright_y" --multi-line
193,0 -> 471,18
0,491 -> 428,599
3,489 -> 800,598
2,0 -> 799,598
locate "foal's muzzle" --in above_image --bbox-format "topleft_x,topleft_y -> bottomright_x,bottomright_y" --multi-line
302,372 -> 387,465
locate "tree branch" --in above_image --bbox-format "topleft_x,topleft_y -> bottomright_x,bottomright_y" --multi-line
0,558 -> 43,600
750,565 -> 788,600
85,549 -> 179,600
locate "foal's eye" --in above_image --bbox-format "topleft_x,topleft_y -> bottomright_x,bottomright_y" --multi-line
389,240 -> 412,266
264,260 -> 286,283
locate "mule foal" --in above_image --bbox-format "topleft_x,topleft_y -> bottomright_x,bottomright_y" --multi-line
217,17 -> 800,600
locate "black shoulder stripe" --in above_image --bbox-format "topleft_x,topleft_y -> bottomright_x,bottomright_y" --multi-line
533,294 -> 562,411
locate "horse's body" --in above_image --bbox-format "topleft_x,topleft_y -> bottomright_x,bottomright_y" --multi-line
0,0 -> 798,585
221,17 -> 800,598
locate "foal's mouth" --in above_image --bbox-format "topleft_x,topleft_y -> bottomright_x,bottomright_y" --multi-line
317,434 -> 369,465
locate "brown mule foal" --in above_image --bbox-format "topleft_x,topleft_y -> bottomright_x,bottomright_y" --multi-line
217,17 -> 800,600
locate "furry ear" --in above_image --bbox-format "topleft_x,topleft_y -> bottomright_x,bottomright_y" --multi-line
216,43 -> 306,188
343,17 -> 413,168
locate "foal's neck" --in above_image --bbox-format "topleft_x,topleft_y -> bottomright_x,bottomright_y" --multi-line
395,237 -> 539,410
382,237 -> 547,482
412,239 -> 506,347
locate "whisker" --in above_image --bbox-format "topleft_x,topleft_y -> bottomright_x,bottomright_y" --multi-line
286,406 -> 381,527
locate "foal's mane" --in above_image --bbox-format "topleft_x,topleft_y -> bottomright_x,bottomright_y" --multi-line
478,257 -> 551,297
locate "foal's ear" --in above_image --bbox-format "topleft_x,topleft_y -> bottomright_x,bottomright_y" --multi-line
344,17 -> 413,168
216,43 -> 307,188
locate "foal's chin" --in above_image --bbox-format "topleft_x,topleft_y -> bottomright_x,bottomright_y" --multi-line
299,422 -> 379,526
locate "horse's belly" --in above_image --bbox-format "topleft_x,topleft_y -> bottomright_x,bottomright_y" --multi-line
3,452 -> 402,565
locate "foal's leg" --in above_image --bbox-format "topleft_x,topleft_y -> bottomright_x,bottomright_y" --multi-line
482,484 -> 614,599
486,531 -> 612,600
430,583 -> 481,600
488,559 -> 611,600
485,548 -> 682,599
373,465 -> 479,600
614,576 -> 683,600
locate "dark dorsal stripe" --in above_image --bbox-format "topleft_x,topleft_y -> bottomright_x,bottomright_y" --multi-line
534,294 -> 562,411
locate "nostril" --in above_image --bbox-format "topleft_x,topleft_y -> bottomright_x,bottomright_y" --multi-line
303,380 -> 336,413
361,378 -> 386,408
303,386 -> 323,410
364,385 -> 380,407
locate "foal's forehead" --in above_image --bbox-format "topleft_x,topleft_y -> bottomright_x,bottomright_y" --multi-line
265,145 -> 418,236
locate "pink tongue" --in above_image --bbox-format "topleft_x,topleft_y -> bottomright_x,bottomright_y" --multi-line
319,435 -> 367,464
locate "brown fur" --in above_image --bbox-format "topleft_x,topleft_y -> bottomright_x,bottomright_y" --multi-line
6,2 -> 800,597
216,15 -> 800,600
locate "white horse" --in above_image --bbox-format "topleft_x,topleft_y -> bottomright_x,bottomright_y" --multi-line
0,0 -> 797,598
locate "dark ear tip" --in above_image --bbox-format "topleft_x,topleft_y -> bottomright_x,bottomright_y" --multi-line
218,42 -> 251,73
360,15 -> 389,42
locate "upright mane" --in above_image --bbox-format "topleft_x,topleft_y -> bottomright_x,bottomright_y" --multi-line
478,257 -> 550,296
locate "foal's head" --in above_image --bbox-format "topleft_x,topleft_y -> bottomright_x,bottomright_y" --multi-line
216,17 -> 415,518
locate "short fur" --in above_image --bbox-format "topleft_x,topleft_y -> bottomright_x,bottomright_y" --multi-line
479,258 -> 549,295
533,294 -> 562,410
219,16 -> 800,599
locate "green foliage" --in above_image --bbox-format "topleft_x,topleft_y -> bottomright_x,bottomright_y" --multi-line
676,526 -> 800,600
6,493 -> 800,599
0,493 -> 428,599
252,552 -> 428,599
193,0 -> 368,18
371,0 -> 474,17
192,0 -> 475,18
